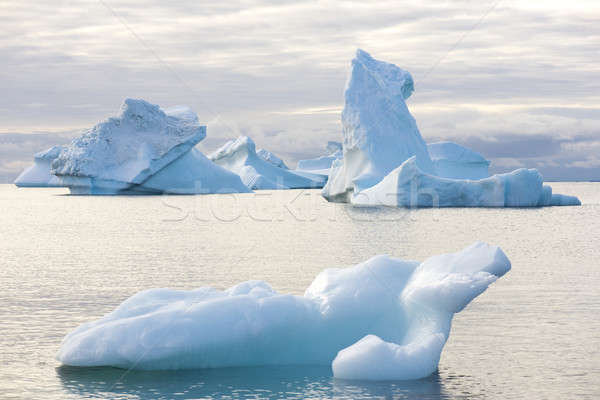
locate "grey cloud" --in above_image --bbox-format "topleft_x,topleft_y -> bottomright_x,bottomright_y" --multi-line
1,0 -> 599,180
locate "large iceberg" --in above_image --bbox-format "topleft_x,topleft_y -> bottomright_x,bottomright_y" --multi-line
14,145 -> 65,187
58,242 -> 510,381
51,99 -> 249,195
323,50 -> 580,207
296,141 -> 343,175
322,50 -> 434,202
428,141 -> 490,180
209,136 -> 326,190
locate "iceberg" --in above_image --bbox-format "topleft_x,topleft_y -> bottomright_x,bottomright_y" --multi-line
256,148 -> 289,169
322,50 -> 434,202
58,242 -> 510,381
352,156 -> 580,207
428,141 -> 490,180
296,141 -> 343,175
209,136 -> 326,190
50,99 -> 249,194
323,50 -> 580,207
14,145 -> 65,187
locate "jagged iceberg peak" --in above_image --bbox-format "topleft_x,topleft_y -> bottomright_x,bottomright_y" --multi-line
51,98 -> 206,185
323,49 -> 434,201
209,135 -> 256,162
210,136 -> 326,190
34,145 -> 64,161
256,148 -> 289,169
351,49 -> 415,101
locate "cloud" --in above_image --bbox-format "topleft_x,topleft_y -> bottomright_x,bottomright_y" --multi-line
434,132 -> 600,181
0,0 -> 598,180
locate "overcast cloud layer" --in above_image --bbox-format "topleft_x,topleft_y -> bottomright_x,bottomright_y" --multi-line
1,0 -> 598,181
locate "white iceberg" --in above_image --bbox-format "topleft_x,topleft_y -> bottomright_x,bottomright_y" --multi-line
51,99 -> 249,195
58,242 -> 510,381
209,136 -> 326,190
14,145 -> 65,187
428,141 -> 490,180
256,148 -> 289,169
322,50 -> 435,202
352,156 -> 580,207
296,141 -> 343,175
323,50 -> 580,207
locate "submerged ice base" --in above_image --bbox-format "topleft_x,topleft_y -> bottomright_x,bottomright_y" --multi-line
58,242 -> 510,381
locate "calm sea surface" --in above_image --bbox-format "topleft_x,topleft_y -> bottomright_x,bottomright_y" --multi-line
1,183 -> 599,399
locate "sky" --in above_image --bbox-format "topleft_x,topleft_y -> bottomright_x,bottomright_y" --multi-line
1,0 -> 599,182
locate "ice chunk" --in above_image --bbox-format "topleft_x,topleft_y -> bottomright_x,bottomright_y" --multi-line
352,157 -> 580,207
52,99 -> 206,194
209,136 -> 326,190
256,148 -> 289,169
296,141 -> 343,175
48,99 -> 249,195
427,141 -> 490,180
58,242 -> 510,381
14,145 -> 65,187
133,148 -> 251,194
323,49 -> 434,202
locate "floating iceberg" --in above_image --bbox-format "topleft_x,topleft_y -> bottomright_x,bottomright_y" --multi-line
257,148 -> 289,169
352,156 -> 580,207
50,99 -> 249,194
14,145 -> 65,187
322,50 -> 434,202
209,136 -> 326,190
58,242 -> 510,381
323,50 -> 580,207
428,142 -> 490,180
296,141 -> 343,175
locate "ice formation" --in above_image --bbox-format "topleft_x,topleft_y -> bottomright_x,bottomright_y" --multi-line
209,136 -> 326,190
322,50 -> 434,202
296,141 -> 343,175
352,157 -> 580,207
50,99 -> 249,194
256,148 -> 289,169
323,50 -> 580,207
427,142 -> 490,180
14,145 -> 65,187
58,242 -> 510,381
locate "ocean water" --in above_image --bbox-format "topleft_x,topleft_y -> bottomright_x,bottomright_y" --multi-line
1,182 -> 599,399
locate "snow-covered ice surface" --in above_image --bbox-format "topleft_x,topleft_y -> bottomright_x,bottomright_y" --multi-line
210,136 -> 326,190
49,99 -> 248,195
58,242 -> 510,380
14,146 -> 65,187
427,142 -> 490,180
322,50 -> 434,202
323,50 -> 580,207
257,148 -> 289,169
